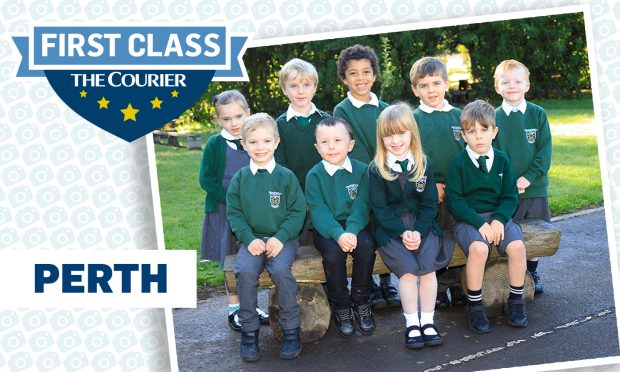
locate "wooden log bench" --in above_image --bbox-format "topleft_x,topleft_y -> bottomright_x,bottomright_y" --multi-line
223,219 -> 560,342
153,130 -> 202,150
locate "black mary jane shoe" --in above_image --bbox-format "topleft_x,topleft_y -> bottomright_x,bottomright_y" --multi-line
257,308 -> 270,325
421,324 -> 443,346
405,325 -> 425,349
228,310 -> 242,332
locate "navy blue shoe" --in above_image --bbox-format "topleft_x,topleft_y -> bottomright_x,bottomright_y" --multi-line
507,297 -> 528,327
530,271 -> 544,294
353,303 -> 376,335
279,327 -> 302,360
240,330 -> 260,362
381,283 -> 401,308
405,325 -> 425,349
421,324 -> 443,346
333,307 -> 355,337
467,304 -> 491,334
436,291 -> 450,308
370,284 -> 387,309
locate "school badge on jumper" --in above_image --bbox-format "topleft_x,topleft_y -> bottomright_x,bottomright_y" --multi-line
525,129 -> 537,144
345,184 -> 358,200
451,126 -> 462,141
269,191 -> 282,209
415,176 -> 427,192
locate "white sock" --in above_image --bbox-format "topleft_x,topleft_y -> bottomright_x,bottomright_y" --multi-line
228,303 -> 240,315
404,312 -> 420,337
420,311 -> 437,335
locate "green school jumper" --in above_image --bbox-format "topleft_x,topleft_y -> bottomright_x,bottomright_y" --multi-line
275,109 -> 330,190
445,149 -> 518,229
305,159 -> 370,241
333,97 -> 388,165
226,164 -> 306,247
494,102 -> 552,198
414,108 -> 464,184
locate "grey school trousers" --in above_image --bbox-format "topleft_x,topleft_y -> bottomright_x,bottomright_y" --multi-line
234,238 -> 301,332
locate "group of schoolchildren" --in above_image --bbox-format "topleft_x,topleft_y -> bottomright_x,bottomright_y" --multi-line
199,44 -> 552,362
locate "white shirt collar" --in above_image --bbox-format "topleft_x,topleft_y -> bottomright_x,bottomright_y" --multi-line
286,102 -> 317,121
322,157 -> 353,176
418,99 -> 454,114
465,145 -> 494,170
249,158 -> 276,175
221,129 -> 240,149
387,151 -> 414,173
501,99 -> 527,116
347,91 -> 379,108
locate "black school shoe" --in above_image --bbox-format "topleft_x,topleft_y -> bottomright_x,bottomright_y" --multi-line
256,308 -> 270,325
381,283 -> 401,307
333,307 -> 355,337
405,325 -> 425,349
467,303 -> 491,334
436,291 -> 450,308
228,310 -> 242,332
530,271 -> 544,294
370,284 -> 387,309
353,303 -> 376,335
506,297 -> 528,327
279,327 -> 302,360
421,324 -> 443,346
449,286 -> 467,307
240,329 -> 260,362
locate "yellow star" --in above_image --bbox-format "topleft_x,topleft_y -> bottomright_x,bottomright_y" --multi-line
120,103 -> 139,122
150,97 -> 163,109
171,90 -> 179,98
97,97 -> 110,109
79,90 -> 87,98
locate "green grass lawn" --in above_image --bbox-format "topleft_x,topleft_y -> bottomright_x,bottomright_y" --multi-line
534,94 -> 594,125
155,97 -> 601,288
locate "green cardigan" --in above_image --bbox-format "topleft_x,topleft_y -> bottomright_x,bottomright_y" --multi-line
198,134 -> 229,213
368,159 -> 441,246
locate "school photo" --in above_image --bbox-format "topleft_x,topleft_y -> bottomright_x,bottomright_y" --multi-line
152,8 -> 620,371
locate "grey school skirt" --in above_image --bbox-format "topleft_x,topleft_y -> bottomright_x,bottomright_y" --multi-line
378,212 -> 453,277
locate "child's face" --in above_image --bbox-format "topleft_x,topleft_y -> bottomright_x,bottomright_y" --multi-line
495,67 -> 530,106
242,126 -> 280,167
382,131 -> 411,160
342,58 -> 376,102
412,74 -> 449,109
281,72 -> 317,112
216,102 -> 249,138
314,123 -> 355,167
461,121 -> 498,155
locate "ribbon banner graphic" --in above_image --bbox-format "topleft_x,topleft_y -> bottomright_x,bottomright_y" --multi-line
13,26 -> 249,142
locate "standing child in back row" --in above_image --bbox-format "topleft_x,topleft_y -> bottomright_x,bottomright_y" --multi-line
198,90 -> 269,332
493,59 -> 552,294
369,103 -> 452,349
333,44 -> 398,309
410,56 -> 467,309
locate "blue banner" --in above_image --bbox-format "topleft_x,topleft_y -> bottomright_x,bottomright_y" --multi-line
13,26 -> 249,142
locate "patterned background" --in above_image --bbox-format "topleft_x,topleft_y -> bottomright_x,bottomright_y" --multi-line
0,0 -> 618,371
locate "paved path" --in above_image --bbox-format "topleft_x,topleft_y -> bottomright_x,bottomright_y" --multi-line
173,209 -> 619,371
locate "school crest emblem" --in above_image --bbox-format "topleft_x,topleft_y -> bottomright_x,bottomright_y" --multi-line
269,191 -> 282,209
346,184 -> 358,199
451,126 -> 462,141
415,176 -> 427,192
525,129 -> 537,144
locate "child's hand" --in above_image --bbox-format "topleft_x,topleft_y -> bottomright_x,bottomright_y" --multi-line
265,237 -> 284,258
402,230 -> 421,251
478,223 -> 495,245
517,177 -> 530,191
247,239 -> 266,256
436,183 -> 446,203
338,232 -> 357,252
490,220 -> 505,245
